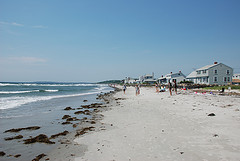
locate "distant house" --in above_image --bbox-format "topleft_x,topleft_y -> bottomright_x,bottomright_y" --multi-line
124,77 -> 139,84
158,71 -> 186,84
187,62 -> 233,85
232,74 -> 240,85
139,73 -> 156,84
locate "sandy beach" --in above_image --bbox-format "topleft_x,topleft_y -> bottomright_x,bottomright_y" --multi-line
44,86 -> 240,161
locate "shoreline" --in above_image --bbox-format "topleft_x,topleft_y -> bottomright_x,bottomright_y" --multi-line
0,86 -> 114,161
45,85 -> 240,161
43,87 -> 121,160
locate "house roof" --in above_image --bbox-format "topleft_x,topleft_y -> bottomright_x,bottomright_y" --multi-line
186,71 -> 197,78
187,63 -> 223,78
197,64 -> 218,71
158,72 -> 186,80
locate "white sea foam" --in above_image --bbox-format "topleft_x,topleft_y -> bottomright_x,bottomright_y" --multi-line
0,90 -> 40,94
0,91 -> 103,110
94,86 -> 107,91
0,89 -> 59,94
0,83 -> 98,87
43,90 -> 59,92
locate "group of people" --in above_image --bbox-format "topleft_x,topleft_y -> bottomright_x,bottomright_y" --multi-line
123,80 -> 177,96
155,84 -> 166,92
122,84 -> 141,96
155,80 -> 177,96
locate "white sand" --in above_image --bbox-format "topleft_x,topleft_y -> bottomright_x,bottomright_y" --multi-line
73,86 -> 240,161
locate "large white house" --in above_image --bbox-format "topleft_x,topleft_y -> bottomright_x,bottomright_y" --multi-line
187,62 -> 233,85
158,71 -> 186,84
124,77 -> 139,84
139,73 -> 156,84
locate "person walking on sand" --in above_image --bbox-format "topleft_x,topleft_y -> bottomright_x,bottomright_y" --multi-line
168,80 -> 172,96
138,84 -> 141,95
135,84 -> 139,96
173,80 -> 177,94
123,84 -> 127,94
155,83 -> 159,92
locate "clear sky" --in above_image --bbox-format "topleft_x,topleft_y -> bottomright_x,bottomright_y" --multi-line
0,0 -> 240,82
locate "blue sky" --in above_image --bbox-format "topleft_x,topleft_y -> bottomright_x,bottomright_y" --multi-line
0,0 -> 240,82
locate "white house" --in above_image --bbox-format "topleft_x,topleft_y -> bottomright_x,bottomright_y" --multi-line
232,74 -> 240,85
139,73 -> 156,84
158,71 -> 186,84
233,74 -> 240,80
124,77 -> 139,84
187,62 -> 233,85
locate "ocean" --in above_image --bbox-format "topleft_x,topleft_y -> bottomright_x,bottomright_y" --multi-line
0,82 -> 113,160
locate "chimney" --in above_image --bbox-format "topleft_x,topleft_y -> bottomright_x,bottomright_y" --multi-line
179,71 -> 181,73
162,75 -> 163,77
171,72 -> 172,74
214,62 -> 218,64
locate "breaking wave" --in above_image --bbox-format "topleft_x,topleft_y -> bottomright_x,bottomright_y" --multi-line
0,90 -> 59,94
0,83 -> 98,87
0,91 -> 101,110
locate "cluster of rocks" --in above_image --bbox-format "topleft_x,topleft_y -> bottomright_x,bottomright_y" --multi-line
32,153 -> 46,161
50,131 -> 69,139
75,126 -> 95,137
24,134 -> 55,144
2,124 -> 71,160
4,135 -> 23,141
4,126 -> 40,133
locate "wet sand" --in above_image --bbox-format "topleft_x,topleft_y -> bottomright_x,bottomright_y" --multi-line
46,86 -> 240,161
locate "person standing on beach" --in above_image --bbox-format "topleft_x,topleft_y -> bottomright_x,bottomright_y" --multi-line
135,84 -> 139,96
155,83 -> 159,92
123,84 -> 127,94
174,80 -> 177,94
138,84 -> 141,95
168,80 -> 172,96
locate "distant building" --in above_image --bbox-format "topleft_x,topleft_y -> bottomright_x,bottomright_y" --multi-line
158,71 -> 186,84
187,62 -> 233,85
124,77 -> 139,84
232,74 -> 240,85
139,73 -> 156,84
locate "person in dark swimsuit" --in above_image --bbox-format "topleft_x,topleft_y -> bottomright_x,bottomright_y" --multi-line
174,80 -> 177,94
168,80 -> 172,96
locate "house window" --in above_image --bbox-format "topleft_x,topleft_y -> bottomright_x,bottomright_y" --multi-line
224,77 -> 227,82
206,77 -> 208,83
228,77 -> 230,82
197,71 -> 201,74
214,70 -> 217,74
214,77 -> 218,82
203,70 -> 207,74
226,70 -> 230,75
203,78 -> 205,82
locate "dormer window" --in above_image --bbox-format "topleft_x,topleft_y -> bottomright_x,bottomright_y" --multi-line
226,70 -> 230,75
203,70 -> 207,74
197,71 -> 201,74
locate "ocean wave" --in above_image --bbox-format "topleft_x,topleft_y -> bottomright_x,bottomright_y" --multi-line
0,83 -> 98,87
0,91 -> 102,110
0,90 -> 40,94
94,86 -> 108,91
0,89 -> 59,94
43,90 -> 59,92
